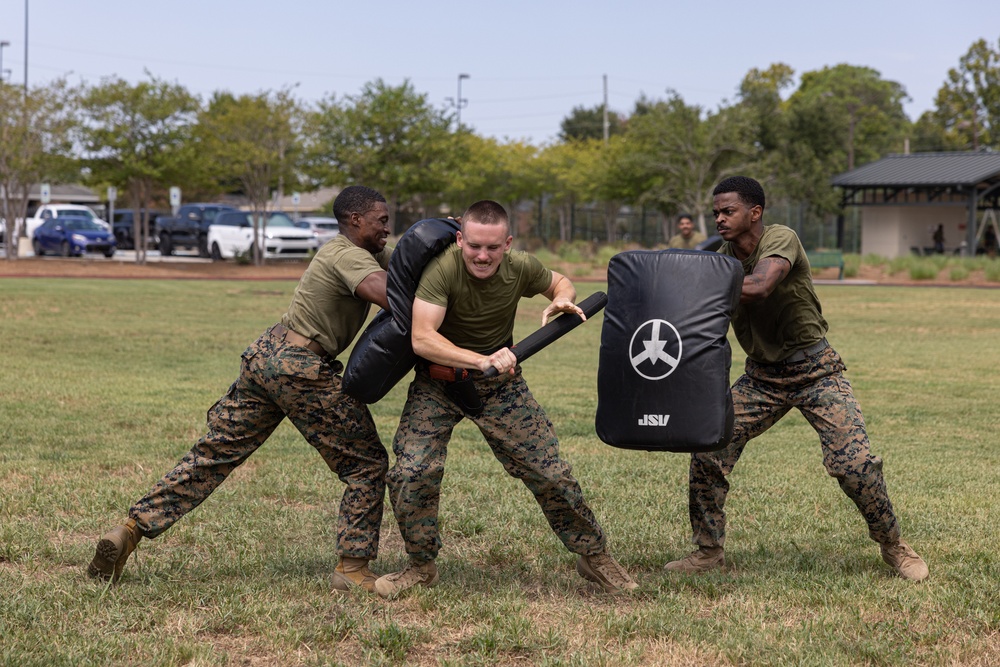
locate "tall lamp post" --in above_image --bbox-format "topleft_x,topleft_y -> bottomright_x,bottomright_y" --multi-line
446,73 -> 470,130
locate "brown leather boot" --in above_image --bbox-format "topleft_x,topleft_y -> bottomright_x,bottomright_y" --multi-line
332,557 -> 377,593
880,540 -> 929,582
664,546 -> 725,574
374,560 -> 439,599
577,551 -> 639,594
88,518 -> 143,583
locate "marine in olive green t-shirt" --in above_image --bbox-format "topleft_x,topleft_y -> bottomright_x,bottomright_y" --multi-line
720,224 -> 828,363
667,230 -> 707,249
282,234 -> 391,359
414,244 -> 552,353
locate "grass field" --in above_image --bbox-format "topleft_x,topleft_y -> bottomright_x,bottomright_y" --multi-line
1,278 -> 998,666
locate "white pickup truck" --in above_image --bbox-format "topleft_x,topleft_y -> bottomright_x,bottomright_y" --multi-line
25,204 -> 111,239
207,210 -> 317,260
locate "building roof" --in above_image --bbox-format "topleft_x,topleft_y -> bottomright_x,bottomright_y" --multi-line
832,151 -> 1000,188
28,183 -> 100,203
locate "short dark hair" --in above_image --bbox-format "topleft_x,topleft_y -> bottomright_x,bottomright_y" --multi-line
462,200 -> 509,229
333,186 -> 386,224
713,176 -> 765,210
677,213 -> 694,223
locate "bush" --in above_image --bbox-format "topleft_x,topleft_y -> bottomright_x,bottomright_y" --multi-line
949,265 -> 970,281
556,240 -> 593,263
594,244 -> 621,268
862,253 -> 887,267
843,253 -> 861,278
985,261 -> 1000,283
233,248 -> 253,265
908,260 -> 939,280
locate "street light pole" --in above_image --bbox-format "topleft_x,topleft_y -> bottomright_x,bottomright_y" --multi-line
24,0 -> 29,95
0,41 -> 9,82
456,73 -> 469,128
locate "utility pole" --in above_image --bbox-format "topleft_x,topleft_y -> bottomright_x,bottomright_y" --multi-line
24,0 -> 29,96
445,73 -> 470,131
602,74 -> 609,145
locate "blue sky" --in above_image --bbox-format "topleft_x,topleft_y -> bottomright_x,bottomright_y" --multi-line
3,0 -> 998,145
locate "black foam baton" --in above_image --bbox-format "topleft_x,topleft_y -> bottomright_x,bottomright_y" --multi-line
482,291 -> 608,378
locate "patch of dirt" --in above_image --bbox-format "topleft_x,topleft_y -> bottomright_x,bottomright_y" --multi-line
1,255 -> 998,288
0,257 -> 309,281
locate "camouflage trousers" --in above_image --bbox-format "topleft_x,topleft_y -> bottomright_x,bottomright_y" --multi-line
385,367 -> 606,563
688,344 -> 901,548
128,325 -> 388,559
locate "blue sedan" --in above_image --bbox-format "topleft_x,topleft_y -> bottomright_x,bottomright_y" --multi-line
32,216 -> 117,257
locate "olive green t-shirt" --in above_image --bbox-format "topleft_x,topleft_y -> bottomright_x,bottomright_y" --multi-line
667,231 -> 707,249
720,224 -> 828,363
281,235 -> 391,359
415,245 -> 552,353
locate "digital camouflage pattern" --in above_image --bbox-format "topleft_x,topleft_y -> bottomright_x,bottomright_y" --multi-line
687,344 -> 901,548
129,326 -> 388,559
386,367 -> 606,563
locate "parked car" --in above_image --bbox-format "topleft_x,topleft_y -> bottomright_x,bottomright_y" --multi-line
112,209 -> 166,250
207,211 -> 317,260
26,204 -> 111,239
156,204 -> 238,256
32,216 -> 117,257
297,216 -> 340,247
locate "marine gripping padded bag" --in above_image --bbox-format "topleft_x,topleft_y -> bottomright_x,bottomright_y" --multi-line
342,217 -> 461,404
596,249 -> 743,452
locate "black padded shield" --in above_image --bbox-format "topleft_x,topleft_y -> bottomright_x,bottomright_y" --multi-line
596,249 -> 743,452
343,218 -> 461,403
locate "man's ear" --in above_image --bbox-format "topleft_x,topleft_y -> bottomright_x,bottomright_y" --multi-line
751,205 -> 763,222
456,230 -> 464,248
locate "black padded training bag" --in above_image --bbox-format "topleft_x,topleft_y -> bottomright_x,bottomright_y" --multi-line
342,217 -> 461,404
596,249 -> 743,452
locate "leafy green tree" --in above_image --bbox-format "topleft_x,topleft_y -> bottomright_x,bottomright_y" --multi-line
536,139 -> 604,241
303,79 -> 455,233
789,64 -> 909,172
78,75 -> 200,264
925,37 -> 1000,150
0,78 -> 79,260
197,89 -> 303,265
617,92 -> 754,234
559,104 -> 625,142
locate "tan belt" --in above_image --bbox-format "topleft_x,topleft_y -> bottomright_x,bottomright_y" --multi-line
271,323 -> 330,360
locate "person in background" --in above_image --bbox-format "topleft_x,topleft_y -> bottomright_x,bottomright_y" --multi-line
667,213 -> 707,249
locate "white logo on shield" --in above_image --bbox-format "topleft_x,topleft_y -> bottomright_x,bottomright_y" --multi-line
629,319 -> 682,380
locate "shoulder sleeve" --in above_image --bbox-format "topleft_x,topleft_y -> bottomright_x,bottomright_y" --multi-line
757,226 -> 803,267
414,253 -> 451,307
516,251 -> 553,296
330,242 -> 387,295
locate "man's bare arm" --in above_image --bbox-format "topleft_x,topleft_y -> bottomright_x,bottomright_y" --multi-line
540,271 -> 585,325
411,298 -> 517,374
355,271 -> 389,311
740,256 -> 790,303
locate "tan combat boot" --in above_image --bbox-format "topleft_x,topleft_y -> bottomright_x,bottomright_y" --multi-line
332,557 -> 377,593
577,551 -> 639,594
374,560 -> 439,599
880,540 -> 929,582
87,518 -> 143,583
664,546 -> 725,574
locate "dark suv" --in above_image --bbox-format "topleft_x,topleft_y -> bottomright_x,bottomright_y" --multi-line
156,204 -> 237,256
112,209 -> 167,250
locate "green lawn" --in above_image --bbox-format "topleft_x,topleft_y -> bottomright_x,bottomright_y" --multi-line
1,278 -> 998,666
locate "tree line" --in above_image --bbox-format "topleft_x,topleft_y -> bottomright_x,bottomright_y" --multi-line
1,35 -> 997,263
